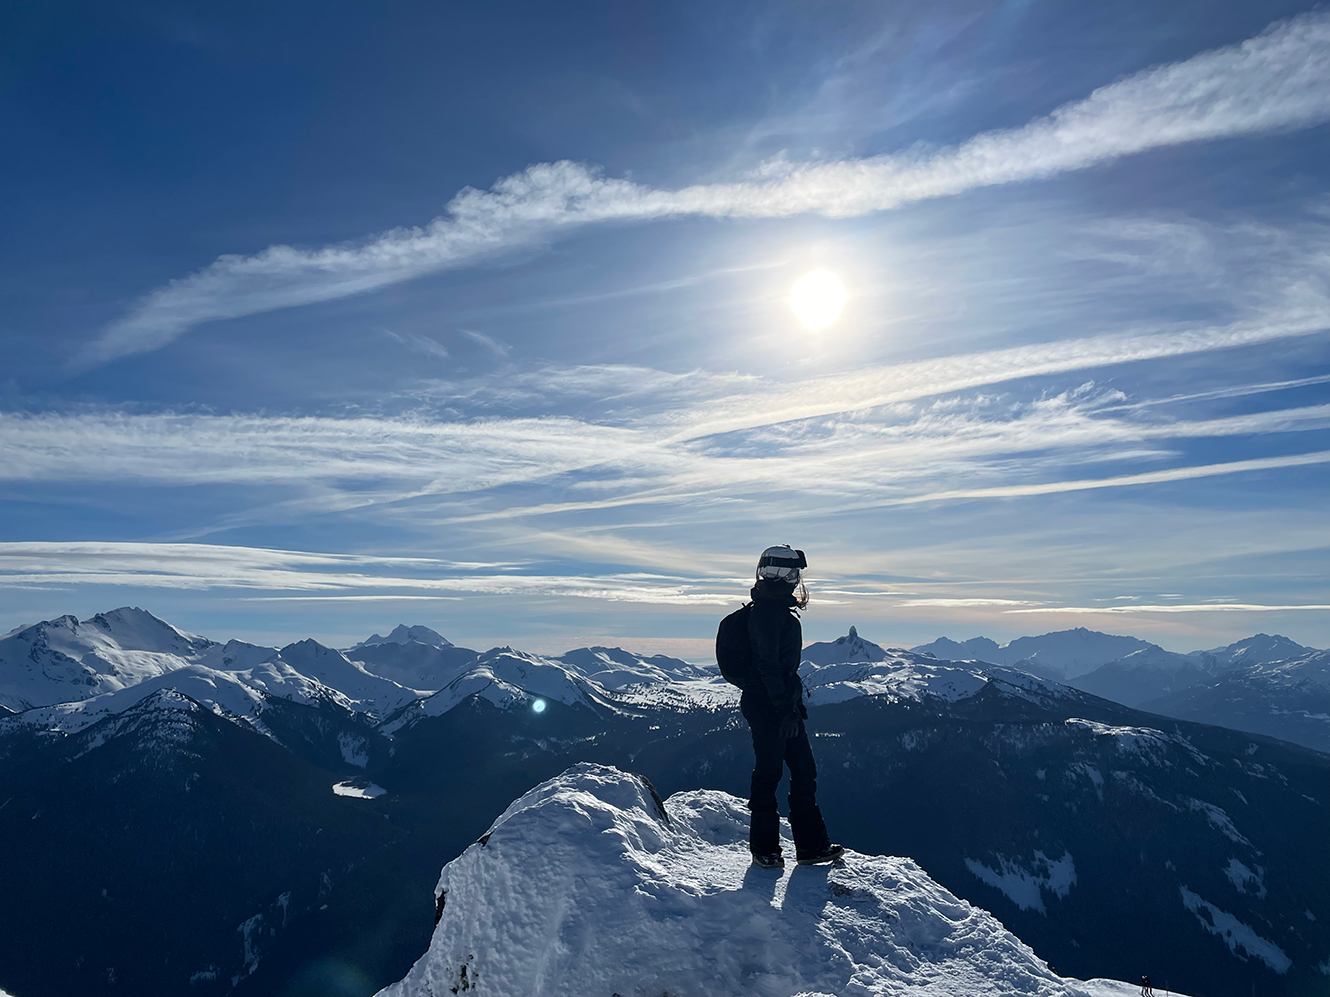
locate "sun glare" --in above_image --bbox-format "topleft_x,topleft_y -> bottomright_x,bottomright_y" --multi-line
790,269 -> 846,330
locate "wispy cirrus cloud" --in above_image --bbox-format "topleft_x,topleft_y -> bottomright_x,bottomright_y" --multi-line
880,450 -> 1330,507
8,367 -> 1328,503
0,542 -> 735,606
12,322 -> 1330,524
1006,603 -> 1330,614
7,542 -> 1323,619
79,12 -> 1330,367
2,387 -> 1326,572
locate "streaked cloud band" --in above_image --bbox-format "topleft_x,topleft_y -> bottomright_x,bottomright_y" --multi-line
884,450 -> 1330,506
0,542 -> 733,606
82,12 -> 1330,366
1007,603 -> 1330,614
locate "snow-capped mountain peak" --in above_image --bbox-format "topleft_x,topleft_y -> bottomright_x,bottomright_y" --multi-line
0,610 -> 205,712
378,646 -> 621,734
357,624 -> 453,649
911,634 -> 1003,661
555,645 -> 709,689
378,763 -> 1149,997
276,639 -> 419,716
1106,645 -> 1196,672
197,638 -> 281,671
799,648 -> 1093,710
1193,633 -> 1317,667
84,606 -> 215,655
913,628 -> 1155,679
6,658 -> 356,737
801,625 -> 893,665
803,652 -> 987,706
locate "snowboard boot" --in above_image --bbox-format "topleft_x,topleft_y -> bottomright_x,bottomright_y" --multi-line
750,850 -> 786,869
796,843 -> 845,866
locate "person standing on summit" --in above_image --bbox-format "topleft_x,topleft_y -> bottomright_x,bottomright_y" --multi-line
717,545 -> 844,869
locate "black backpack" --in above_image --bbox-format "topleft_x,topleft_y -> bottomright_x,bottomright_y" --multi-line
715,603 -> 753,688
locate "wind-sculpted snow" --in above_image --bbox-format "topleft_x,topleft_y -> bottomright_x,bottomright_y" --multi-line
379,763 -> 1154,997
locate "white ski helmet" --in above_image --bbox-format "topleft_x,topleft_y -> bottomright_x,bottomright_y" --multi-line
756,544 -> 807,583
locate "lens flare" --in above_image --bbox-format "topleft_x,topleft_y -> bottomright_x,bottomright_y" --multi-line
790,270 -> 847,330
532,699 -> 547,713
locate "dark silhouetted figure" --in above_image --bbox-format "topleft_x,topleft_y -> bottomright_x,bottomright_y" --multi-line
736,545 -> 843,869
1140,976 -> 1153,996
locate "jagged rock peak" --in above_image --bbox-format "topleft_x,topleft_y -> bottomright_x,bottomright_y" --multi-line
802,627 -> 891,665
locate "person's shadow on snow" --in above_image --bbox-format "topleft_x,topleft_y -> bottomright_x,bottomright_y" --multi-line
740,862 -> 782,903
784,862 -> 834,915
739,860 -> 836,916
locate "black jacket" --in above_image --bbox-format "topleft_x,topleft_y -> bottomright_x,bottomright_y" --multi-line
746,580 -> 804,714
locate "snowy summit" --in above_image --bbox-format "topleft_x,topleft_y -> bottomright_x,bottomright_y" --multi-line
356,625 -> 454,649
379,763 -> 1156,997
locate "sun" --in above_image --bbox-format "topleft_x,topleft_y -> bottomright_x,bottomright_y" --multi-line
790,269 -> 846,330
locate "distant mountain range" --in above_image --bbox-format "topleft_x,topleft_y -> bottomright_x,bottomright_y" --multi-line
913,627 -> 1155,679
911,628 -> 1327,751
1,608 -> 1327,997
1137,650 -> 1330,753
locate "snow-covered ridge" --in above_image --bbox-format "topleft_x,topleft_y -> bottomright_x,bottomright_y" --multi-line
800,644 -> 1089,710
12,660 -> 354,735
1235,648 -> 1330,691
378,763 -> 1169,997
912,627 -> 1156,679
274,638 -> 419,715
1192,633 -> 1318,668
802,654 -> 987,706
555,645 -> 712,688
378,647 -> 620,734
0,607 -> 218,712
4,609 -> 1322,753
0,612 -> 1107,747
0,609 -> 399,736
0,608 -> 727,742
914,629 -> 1322,685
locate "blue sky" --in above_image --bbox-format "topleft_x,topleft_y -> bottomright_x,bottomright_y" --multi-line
2,0 -> 1328,655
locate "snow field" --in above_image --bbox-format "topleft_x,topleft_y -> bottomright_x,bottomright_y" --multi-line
379,763 -> 1153,997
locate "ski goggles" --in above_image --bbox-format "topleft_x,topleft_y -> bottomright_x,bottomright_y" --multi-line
758,549 -> 807,571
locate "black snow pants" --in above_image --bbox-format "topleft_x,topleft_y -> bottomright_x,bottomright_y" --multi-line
741,693 -> 830,858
